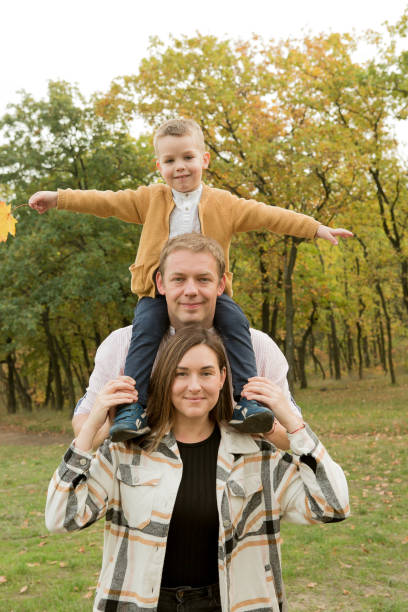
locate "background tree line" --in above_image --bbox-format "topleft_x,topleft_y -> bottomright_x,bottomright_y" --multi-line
1,12 -> 408,412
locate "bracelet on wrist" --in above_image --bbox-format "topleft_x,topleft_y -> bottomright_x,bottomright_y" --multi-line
288,423 -> 305,435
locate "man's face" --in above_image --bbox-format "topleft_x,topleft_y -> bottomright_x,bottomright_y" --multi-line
156,134 -> 210,193
156,249 -> 226,329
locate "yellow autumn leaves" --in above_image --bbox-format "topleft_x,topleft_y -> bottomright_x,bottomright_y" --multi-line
0,201 -> 17,242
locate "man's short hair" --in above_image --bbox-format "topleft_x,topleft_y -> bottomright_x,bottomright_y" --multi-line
159,233 -> 225,279
154,118 -> 205,154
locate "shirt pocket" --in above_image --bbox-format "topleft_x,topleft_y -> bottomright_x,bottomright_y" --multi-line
116,464 -> 161,530
227,474 -> 264,538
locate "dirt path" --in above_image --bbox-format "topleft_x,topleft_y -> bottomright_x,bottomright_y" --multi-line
0,425 -> 72,446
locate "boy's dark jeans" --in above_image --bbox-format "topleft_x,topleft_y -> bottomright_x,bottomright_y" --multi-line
157,583 -> 221,612
123,293 -> 258,405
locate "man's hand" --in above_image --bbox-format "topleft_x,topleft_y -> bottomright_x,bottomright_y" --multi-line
28,191 -> 58,214
316,225 -> 353,245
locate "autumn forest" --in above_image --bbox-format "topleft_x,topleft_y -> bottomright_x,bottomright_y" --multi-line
2,16 -> 408,412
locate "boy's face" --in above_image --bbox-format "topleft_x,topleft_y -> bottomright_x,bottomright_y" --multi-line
156,134 -> 210,193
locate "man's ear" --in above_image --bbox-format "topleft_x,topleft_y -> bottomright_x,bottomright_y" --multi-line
156,270 -> 166,295
217,274 -> 226,296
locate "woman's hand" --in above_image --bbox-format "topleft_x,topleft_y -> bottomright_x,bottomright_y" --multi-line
75,376 -> 138,452
241,377 -> 303,437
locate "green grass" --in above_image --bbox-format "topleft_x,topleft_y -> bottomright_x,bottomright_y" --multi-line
0,369 -> 407,611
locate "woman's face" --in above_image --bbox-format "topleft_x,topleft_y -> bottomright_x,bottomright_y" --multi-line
171,344 -> 226,422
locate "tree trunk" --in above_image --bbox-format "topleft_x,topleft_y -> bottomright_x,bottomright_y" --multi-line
376,282 -> 396,384
327,333 -> 334,378
283,237 -> 299,390
377,316 -> 387,372
270,267 -> 283,340
42,309 -> 64,410
55,335 -> 76,409
258,241 -> 270,334
356,297 -> 366,380
362,336 -> 370,368
329,310 -> 341,380
343,321 -> 354,373
297,302 -> 318,389
15,370 -> 32,412
6,352 -> 17,414
310,331 -> 326,379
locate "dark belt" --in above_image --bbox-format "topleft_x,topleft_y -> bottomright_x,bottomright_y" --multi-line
159,582 -> 220,603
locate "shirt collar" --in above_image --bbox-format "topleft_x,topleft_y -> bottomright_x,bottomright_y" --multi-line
172,184 -> 203,209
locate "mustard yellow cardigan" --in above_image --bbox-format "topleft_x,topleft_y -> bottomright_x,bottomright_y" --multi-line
57,183 -> 319,298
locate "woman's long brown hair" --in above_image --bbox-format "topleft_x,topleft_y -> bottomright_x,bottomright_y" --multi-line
144,327 -> 233,452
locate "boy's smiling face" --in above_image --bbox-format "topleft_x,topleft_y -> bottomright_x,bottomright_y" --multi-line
156,134 -> 210,193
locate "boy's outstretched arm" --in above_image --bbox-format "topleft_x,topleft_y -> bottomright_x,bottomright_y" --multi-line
316,224 -> 353,245
28,191 -> 58,214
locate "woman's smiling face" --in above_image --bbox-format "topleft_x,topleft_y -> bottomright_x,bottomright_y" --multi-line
171,344 -> 226,423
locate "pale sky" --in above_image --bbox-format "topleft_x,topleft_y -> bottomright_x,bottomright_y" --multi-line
3,0 -> 408,131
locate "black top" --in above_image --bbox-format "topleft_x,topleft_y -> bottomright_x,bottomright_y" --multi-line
160,425 -> 221,588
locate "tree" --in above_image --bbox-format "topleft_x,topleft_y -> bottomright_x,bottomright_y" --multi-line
0,81 -> 154,410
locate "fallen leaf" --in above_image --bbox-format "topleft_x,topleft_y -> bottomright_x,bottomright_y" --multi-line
402,536 -> 408,544
78,546 -> 85,553
47,561 -> 57,565
83,591 -> 93,599
59,562 -> 67,568
343,589 -> 350,595
26,563 -> 40,568
307,582 -> 317,588
339,561 -> 352,568
0,576 -> 7,584
38,541 -> 47,547
19,585 -> 28,594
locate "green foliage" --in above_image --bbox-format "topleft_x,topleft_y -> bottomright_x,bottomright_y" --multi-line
0,81 -> 154,410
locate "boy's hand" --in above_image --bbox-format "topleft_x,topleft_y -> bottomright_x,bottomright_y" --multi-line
28,191 -> 58,214
316,224 -> 353,245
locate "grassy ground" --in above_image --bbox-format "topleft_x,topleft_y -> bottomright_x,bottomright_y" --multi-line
0,369 -> 407,611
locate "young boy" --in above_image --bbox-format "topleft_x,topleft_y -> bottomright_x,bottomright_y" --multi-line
29,118 -> 352,441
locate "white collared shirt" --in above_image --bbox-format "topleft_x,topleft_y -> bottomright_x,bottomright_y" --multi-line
169,185 -> 202,238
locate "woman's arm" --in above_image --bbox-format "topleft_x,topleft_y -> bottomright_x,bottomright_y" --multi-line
45,377 -> 138,533
242,377 -> 350,524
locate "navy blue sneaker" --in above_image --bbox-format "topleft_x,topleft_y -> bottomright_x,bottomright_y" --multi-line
110,402 -> 150,442
229,398 -> 274,433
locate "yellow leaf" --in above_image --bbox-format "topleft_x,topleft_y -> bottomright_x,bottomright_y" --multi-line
0,201 -> 17,242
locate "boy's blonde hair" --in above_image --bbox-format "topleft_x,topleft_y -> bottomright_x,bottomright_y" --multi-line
154,118 -> 205,154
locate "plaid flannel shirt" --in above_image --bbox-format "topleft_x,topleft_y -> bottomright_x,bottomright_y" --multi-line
46,424 -> 349,611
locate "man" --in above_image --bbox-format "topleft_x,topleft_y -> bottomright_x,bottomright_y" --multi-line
73,233 -> 300,449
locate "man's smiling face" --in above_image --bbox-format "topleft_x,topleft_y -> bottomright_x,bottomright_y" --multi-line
156,249 -> 226,329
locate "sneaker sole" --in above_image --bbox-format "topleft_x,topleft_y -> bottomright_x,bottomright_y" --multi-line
111,427 -> 151,442
230,412 -> 274,434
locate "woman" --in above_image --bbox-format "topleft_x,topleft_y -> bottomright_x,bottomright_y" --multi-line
46,328 -> 349,611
